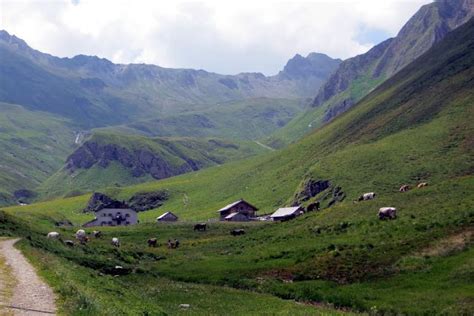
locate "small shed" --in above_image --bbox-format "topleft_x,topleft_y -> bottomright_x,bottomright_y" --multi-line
218,199 -> 258,221
270,206 -> 304,221
157,211 -> 178,222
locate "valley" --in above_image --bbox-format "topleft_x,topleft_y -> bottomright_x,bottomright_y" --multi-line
0,1 -> 473,315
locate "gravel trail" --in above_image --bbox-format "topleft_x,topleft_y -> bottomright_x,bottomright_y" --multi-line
0,238 -> 56,315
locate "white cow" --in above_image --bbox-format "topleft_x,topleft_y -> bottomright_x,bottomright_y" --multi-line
75,229 -> 86,239
75,229 -> 89,244
111,237 -> 120,247
378,207 -> 397,220
47,232 -> 60,239
358,192 -> 376,201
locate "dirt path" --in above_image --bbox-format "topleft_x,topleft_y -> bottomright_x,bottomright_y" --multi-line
0,239 -> 56,315
254,140 -> 275,151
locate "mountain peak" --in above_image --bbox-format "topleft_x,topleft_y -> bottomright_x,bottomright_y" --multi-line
280,52 -> 341,79
0,30 -> 30,51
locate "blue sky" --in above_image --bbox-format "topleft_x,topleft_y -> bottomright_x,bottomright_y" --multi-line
0,0 -> 431,75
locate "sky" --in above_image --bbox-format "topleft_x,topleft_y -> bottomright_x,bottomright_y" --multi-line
0,0 -> 431,75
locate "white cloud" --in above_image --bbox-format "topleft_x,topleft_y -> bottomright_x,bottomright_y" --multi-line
0,0 -> 431,75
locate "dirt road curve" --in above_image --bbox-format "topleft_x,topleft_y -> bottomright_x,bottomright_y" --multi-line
0,238 -> 56,315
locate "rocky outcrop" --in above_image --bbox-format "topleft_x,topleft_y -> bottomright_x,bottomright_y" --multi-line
293,178 -> 345,209
66,141 -> 197,180
83,192 -> 128,213
83,191 -> 169,213
294,179 -> 331,202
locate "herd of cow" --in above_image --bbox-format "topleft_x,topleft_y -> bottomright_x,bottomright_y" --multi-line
45,182 -> 428,246
46,223 -> 246,248
356,182 -> 429,220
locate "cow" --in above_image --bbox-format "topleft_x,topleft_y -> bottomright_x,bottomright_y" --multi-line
358,192 -> 376,201
306,201 -> 320,212
378,207 -> 397,220
75,229 -> 89,244
167,239 -> 180,249
64,240 -> 74,247
147,238 -> 158,247
230,229 -> 246,236
194,223 -> 207,231
399,185 -> 411,192
111,237 -> 120,247
417,182 -> 428,188
93,230 -> 102,238
47,232 -> 60,239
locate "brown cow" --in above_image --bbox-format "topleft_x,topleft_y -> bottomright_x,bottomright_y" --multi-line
147,238 -> 158,247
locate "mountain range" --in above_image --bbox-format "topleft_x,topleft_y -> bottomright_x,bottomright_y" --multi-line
0,0 -> 473,204
265,0 -> 474,147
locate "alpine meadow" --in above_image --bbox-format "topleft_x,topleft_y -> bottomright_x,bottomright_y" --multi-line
0,0 -> 473,315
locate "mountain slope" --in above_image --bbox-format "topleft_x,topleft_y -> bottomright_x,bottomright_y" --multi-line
39,132 -> 267,198
101,97 -> 308,140
5,17 -> 474,315
0,30 -> 340,127
266,0 -> 474,147
0,103 -> 77,205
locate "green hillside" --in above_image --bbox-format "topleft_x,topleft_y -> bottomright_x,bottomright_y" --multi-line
102,97 -> 308,141
0,103 -> 76,205
39,131 -> 268,198
2,16 -> 473,315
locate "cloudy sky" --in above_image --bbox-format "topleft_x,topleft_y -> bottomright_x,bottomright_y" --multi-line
0,0 -> 431,75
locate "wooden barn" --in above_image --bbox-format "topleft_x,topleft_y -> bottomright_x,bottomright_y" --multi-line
218,199 -> 258,221
156,211 -> 178,222
270,206 -> 303,221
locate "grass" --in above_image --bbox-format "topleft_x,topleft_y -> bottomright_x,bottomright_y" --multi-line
0,102 -> 77,205
0,238 -> 16,315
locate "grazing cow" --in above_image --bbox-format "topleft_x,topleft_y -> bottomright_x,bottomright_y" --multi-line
75,229 -> 89,244
378,207 -> 397,220
306,201 -> 320,212
111,237 -> 120,247
230,229 -> 246,236
147,238 -> 158,247
417,182 -> 428,188
47,232 -> 60,239
358,192 -> 376,201
194,223 -> 207,231
399,185 -> 411,192
167,239 -> 180,249
93,230 -> 102,238
64,240 -> 74,247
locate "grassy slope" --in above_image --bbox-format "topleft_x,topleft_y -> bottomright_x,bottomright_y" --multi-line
2,19 -> 474,315
0,103 -> 76,204
100,97 -> 308,141
39,131 -> 268,199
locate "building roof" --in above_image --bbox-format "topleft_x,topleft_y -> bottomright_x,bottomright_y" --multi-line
270,206 -> 302,218
224,212 -> 245,220
96,207 -> 136,213
217,199 -> 258,213
157,211 -> 177,220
